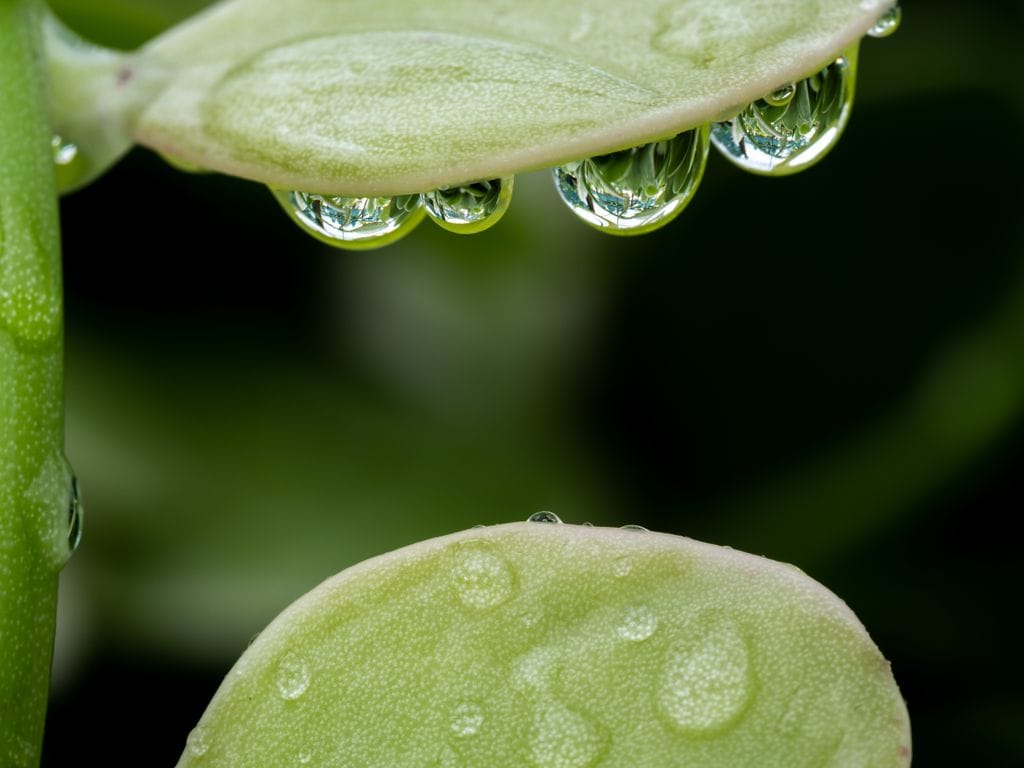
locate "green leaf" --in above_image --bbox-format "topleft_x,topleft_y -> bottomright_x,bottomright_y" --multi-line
176,523 -> 910,767
124,0 -> 895,195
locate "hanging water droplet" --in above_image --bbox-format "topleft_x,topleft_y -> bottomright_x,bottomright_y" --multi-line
554,126 -> 710,235
51,134 -> 85,193
763,83 -> 796,107
529,700 -> 605,768
450,541 -> 516,610
450,702 -> 485,737
272,189 -> 424,250
619,524 -> 647,532
423,177 -> 513,234
66,473 -> 83,554
656,619 -> 753,734
186,725 -> 210,757
528,511 -> 563,524
276,651 -> 311,700
616,606 -> 658,641
868,4 -> 901,38
710,48 -> 857,176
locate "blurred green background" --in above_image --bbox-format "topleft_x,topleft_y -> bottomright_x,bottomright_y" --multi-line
39,0 -> 1023,764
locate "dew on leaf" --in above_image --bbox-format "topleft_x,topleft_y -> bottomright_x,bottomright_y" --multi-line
656,618 -> 753,734
528,511 -> 563,524
616,606 -> 658,642
186,725 -> 210,757
450,702 -> 485,738
868,4 -> 901,38
710,49 -> 857,176
272,189 -> 424,250
423,177 -> 513,234
529,699 -> 605,768
554,126 -> 709,235
276,651 -> 311,700
450,541 -> 515,610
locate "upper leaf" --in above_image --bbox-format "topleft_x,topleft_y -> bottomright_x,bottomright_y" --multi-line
123,0 -> 894,195
175,523 -> 910,767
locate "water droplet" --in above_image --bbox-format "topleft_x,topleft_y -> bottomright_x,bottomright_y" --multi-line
66,473 -> 83,554
272,189 -> 424,250
451,542 -> 515,610
450,702 -> 484,737
528,511 -> 563,524
276,651 -> 311,700
868,4 -> 901,38
51,135 -> 86,194
554,126 -> 709,235
656,619 -> 753,734
616,606 -> 658,641
580,522 -> 594,527
611,555 -> 633,578
619,524 -> 647,532
423,177 -> 513,234
186,725 -> 210,757
710,49 -> 857,176
297,750 -> 313,764
763,83 -> 796,107
529,700 -> 605,768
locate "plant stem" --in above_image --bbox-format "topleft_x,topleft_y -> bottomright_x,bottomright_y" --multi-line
0,0 -> 67,765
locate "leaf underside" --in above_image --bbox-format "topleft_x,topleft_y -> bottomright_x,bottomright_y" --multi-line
176,523 -> 910,768
131,0 -> 894,195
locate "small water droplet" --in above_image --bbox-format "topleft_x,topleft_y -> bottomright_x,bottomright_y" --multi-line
450,702 -> 484,737
51,134 -> 85,193
528,511 -> 563,524
272,189 -> 424,250
656,619 -> 753,734
867,4 -> 901,38
51,135 -> 78,166
619,524 -> 647,532
616,606 -> 658,641
612,555 -> 633,578
554,126 -> 709,235
276,651 -> 311,700
423,177 -> 513,234
710,49 -> 857,176
66,473 -> 83,554
451,542 -> 515,609
580,522 -> 594,527
297,749 -> 313,764
529,700 -> 605,768
763,83 -> 796,107
186,725 -> 210,757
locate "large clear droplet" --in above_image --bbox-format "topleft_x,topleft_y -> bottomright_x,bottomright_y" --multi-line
272,190 -> 424,250
710,47 -> 857,176
423,178 -> 514,234
868,4 -> 901,38
554,126 -> 710,235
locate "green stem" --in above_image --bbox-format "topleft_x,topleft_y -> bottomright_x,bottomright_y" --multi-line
0,1 -> 68,766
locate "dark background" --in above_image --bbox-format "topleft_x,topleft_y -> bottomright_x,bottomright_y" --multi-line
40,0 -> 1023,765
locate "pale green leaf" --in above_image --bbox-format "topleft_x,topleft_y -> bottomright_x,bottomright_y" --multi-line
175,523 -> 910,767
124,0 -> 895,195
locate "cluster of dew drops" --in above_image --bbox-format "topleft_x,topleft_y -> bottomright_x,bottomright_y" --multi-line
53,7 -> 900,252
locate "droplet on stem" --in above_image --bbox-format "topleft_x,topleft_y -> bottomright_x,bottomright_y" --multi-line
528,511 -> 563,524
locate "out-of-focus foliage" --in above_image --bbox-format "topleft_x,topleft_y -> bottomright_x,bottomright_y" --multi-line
42,0 -> 1024,766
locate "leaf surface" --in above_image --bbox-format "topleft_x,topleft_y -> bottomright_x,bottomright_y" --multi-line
130,0 -> 895,194
176,523 -> 910,767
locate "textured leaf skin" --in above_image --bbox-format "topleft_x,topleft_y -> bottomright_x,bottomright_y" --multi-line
176,523 -> 911,767
131,0 -> 896,195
